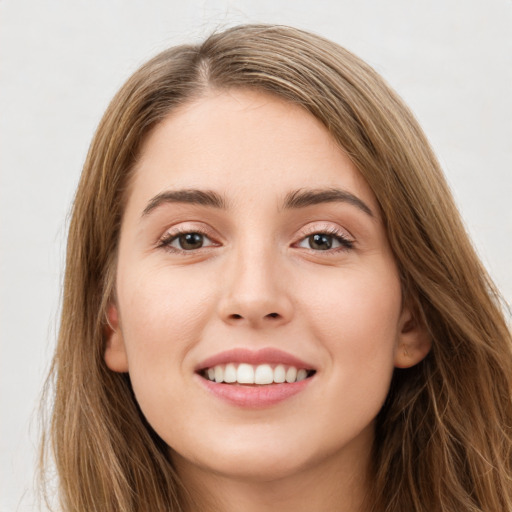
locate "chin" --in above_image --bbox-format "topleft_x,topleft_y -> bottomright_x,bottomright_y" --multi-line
170,436 -> 317,483
234,454 -> 308,481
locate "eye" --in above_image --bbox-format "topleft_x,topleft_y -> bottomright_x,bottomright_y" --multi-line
159,230 -> 217,252
296,231 -> 354,251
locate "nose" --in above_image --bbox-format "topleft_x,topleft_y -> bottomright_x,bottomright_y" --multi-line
217,246 -> 294,329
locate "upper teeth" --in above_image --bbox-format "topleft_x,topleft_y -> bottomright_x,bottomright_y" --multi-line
204,364 -> 311,385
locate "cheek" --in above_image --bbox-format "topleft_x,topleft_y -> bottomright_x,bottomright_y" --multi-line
120,263 -> 216,338
301,262 -> 402,381
300,268 -> 401,439
116,265 -> 218,398
307,260 -> 401,321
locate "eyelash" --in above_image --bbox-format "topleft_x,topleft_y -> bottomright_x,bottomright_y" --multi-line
295,226 -> 354,252
157,226 -> 219,253
157,226 -> 354,254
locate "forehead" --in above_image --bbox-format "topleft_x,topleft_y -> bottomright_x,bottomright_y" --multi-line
127,88 -> 378,214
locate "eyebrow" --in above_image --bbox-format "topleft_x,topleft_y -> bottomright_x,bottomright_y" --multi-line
142,187 -> 373,217
282,188 -> 374,216
142,189 -> 227,216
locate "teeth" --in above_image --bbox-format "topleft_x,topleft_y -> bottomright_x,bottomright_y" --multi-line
214,365 -> 224,383
202,363 -> 313,385
237,363 -> 254,384
274,364 -> 286,383
296,369 -> 308,381
285,366 -> 297,383
224,363 -> 237,383
254,364 -> 273,385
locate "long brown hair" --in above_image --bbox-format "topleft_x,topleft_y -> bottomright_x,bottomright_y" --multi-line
41,24 -> 512,511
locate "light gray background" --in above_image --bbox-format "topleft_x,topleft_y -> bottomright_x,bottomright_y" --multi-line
1,1 -> 511,510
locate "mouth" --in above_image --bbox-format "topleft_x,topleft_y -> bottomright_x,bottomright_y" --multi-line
195,348 -> 317,407
198,363 -> 316,385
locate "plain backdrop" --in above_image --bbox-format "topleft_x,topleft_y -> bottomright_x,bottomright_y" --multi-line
1,1 -> 511,510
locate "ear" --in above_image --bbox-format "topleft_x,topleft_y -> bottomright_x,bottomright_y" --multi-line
393,305 -> 431,369
104,303 -> 129,372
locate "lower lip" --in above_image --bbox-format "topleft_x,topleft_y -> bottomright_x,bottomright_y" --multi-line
197,375 -> 313,408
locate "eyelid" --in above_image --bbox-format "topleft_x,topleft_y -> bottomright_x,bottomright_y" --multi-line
156,223 -> 221,251
295,222 -> 354,241
155,221 -> 354,254
292,222 -> 355,252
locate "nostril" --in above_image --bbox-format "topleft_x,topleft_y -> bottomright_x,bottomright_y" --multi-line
226,312 -> 282,322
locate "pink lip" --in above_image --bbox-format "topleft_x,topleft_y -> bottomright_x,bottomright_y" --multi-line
195,347 -> 314,371
196,375 -> 313,408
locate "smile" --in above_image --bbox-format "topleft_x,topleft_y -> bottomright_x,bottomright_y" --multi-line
200,363 -> 316,385
195,348 -> 317,407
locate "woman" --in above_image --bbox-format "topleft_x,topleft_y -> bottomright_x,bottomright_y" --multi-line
41,24 -> 512,511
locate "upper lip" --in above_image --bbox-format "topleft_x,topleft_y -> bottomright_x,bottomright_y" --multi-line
195,347 -> 315,372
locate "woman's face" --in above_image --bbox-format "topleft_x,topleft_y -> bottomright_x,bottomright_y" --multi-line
106,89 -> 428,482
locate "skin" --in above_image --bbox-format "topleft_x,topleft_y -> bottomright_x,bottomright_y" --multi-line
105,89 -> 430,512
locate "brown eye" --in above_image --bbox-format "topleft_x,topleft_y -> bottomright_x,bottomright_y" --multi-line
297,231 -> 354,251
308,234 -> 333,250
161,231 -> 216,252
177,233 -> 204,250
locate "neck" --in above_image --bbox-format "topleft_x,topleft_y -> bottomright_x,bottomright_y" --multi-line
174,430 -> 373,512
